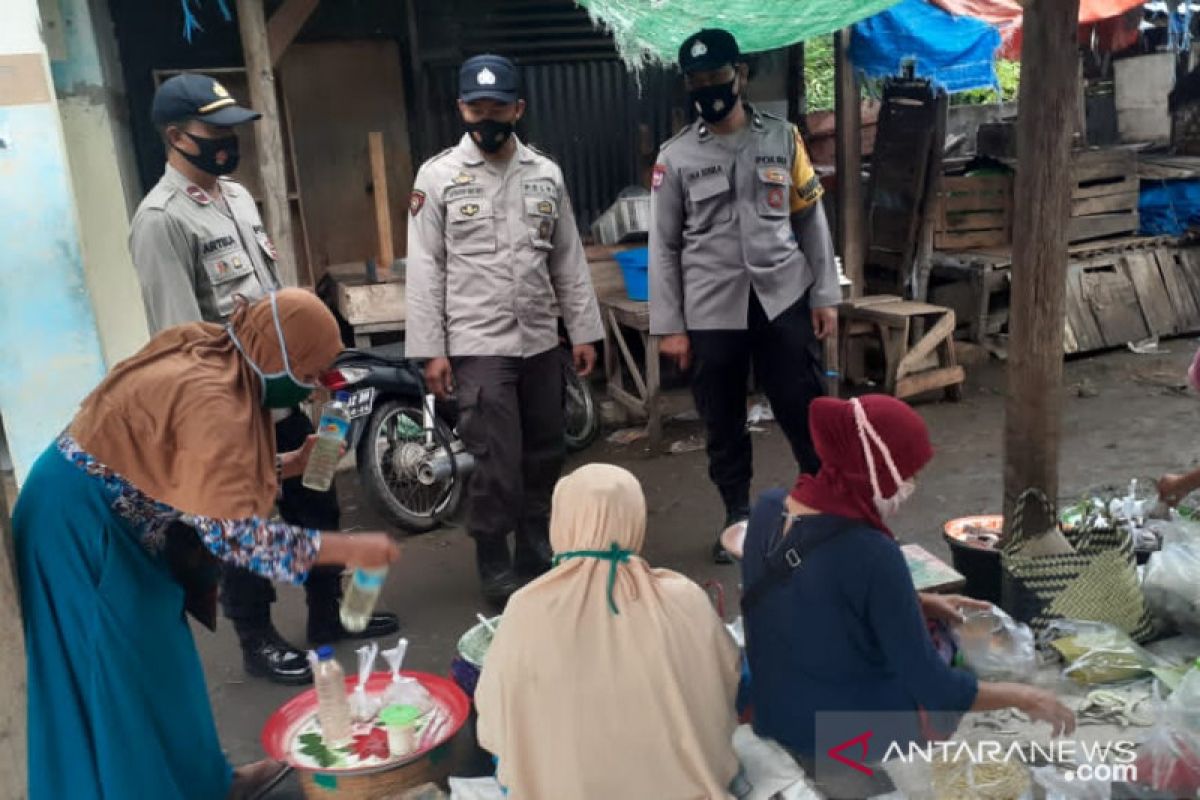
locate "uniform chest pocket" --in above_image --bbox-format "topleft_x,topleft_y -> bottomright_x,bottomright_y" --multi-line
448,198 -> 497,255
202,249 -> 255,287
685,172 -> 733,231
524,195 -> 558,251
757,166 -> 792,219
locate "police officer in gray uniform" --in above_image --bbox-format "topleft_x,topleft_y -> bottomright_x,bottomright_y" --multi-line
406,55 -> 604,607
649,30 -> 841,563
129,74 -> 398,684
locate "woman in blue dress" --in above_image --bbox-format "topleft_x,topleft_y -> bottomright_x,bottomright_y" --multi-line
736,395 -> 1075,797
13,289 -> 400,800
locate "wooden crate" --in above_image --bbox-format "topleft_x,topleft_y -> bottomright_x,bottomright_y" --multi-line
1068,148 -> 1139,244
933,174 -> 1013,250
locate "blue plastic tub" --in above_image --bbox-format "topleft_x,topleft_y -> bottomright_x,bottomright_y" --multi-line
613,247 -> 649,302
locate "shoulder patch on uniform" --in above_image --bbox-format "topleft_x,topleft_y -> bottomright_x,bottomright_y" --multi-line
758,109 -> 788,123
409,190 -> 426,216
652,163 -> 667,191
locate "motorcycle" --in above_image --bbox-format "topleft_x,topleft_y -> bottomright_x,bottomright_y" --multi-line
322,343 -> 600,533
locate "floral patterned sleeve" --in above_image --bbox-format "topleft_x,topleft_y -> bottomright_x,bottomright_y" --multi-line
181,514 -> 321,585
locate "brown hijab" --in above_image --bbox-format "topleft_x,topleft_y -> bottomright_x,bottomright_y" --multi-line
70,288 -> 342,519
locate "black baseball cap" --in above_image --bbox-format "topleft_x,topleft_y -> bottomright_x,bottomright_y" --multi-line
678,29 -> 741,74
151,73 -> 261,127
460,54 -> 520,103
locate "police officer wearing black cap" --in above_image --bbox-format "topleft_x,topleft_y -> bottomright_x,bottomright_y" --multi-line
406,54 -> 604,607
649,30 -> 840,563
128,74 -> 399,685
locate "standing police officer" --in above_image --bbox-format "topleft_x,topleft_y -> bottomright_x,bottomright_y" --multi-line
129,74 -> 398,684
649,30 -> 841,563
406,54 -> 604,608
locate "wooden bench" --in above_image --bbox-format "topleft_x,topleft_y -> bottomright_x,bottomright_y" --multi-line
839,295 -> 965,401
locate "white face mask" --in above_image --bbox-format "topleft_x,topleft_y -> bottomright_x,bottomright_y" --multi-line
851,398 -> 914,518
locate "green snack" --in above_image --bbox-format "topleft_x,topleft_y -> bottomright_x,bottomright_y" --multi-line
378,704 -> 422,728
1051,631 -> 1154,685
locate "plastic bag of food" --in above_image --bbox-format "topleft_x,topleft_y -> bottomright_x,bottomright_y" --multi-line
1044,620 -> 1157,685
930,753 -> 1032,800
951,606 -> 1037,682
1143,529 -> 1200,635
1133,722 -> 1200,796
1030,763 -> 1111,800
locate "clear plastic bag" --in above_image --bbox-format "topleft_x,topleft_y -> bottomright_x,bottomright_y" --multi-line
950,605 -> 1037,682
1043,620 -> 1157,685
1133,722 -> 1200,796
1143,516 -> 1200,634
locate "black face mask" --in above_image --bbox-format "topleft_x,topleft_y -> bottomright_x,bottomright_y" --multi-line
174,131 -> 240,176
465,119 -> 515,153
690,79 -> 739,124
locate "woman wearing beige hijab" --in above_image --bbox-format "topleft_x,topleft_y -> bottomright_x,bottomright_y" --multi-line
12,289 -> 400,800
475,463 -> 740,799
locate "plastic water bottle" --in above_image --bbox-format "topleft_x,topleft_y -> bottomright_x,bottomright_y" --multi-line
312,646 -> 352,743
340,567 -> 388,633
302,392 -> 351,492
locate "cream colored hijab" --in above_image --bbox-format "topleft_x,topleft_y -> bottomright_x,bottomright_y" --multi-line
475,464 -> 740,799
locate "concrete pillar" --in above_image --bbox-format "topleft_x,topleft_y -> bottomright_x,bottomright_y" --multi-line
0,0 -> 107,487
45,0 -> 149,365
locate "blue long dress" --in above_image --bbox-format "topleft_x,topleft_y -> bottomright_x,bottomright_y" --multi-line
740,489 -> 978,764
13,434 -> 319,800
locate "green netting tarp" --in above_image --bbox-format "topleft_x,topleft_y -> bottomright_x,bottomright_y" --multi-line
576,0 -> 905,67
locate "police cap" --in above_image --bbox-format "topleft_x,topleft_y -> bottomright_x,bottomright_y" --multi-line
678,29 -> 741,74
460,54 -> 521,103
151,73 -> 261,127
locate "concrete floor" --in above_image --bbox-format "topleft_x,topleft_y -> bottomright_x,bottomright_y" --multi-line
194,343 -> 1200,794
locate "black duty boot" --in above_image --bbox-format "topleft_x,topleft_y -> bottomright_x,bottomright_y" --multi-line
308,611 -> 401,645
514,523 -> 554,580
476,536 -> 521,609
237,626 -> 312,685
713,506 -> 750,565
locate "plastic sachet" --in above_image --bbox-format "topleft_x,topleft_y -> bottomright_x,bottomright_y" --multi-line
950,605 -> 1037,682
349,641 -> 382,723
382,637 -> 434,713
1044,619 -> 1157,685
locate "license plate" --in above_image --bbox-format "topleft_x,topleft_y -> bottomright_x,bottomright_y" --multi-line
346,388 -> 375,419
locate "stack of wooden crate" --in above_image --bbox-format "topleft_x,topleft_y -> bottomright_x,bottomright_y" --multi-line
933,173 -> 1013,251
1068,148 -> 1140,243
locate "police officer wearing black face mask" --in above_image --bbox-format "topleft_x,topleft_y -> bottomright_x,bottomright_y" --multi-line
649,30 -> 841,563
128,74 -> 399,685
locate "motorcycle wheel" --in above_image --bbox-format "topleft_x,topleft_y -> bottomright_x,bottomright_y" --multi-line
359,399 -> 463,533
563,367 -> 600,453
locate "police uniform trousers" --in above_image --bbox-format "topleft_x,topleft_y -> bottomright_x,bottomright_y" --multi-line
220,408 -> 342,632
452,347 -> 566,545
689,291 -> 824,516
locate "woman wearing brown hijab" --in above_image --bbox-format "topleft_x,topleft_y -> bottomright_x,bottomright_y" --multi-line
12,289 -> 400,800
475,463 -> 740,799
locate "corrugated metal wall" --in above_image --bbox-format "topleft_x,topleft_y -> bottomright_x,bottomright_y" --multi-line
410,0 -> 685,232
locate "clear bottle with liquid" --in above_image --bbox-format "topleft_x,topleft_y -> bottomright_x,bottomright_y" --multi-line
312,646 -> 352,743
340,566 -> 388,633
302,392 -> 351,492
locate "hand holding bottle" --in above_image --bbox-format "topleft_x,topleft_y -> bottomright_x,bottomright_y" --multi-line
315,531 -> 401,569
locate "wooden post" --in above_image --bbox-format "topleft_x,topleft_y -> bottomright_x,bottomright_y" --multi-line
236,0 -> 298,287
368,132 -> 394,278
834,29 -> 865,298
0,473 -> 26,800
786,42 -> 807,130
1003,0 -> 1081,530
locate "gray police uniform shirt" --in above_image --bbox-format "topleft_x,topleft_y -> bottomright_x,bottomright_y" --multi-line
130,165 -> 281,332
405,134 -> 604,359
648,107 -> 840,336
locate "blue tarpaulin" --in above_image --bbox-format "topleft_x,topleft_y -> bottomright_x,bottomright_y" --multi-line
850,0 -> 1002,94
1139,180 -> 1200,236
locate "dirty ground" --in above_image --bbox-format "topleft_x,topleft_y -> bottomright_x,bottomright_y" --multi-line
194,344 -> 1200,795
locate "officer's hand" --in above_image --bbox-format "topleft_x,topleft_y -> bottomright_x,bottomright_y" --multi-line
812,307 -> 838,341
424,357 -> 454,399
573,344 -> 597,377
661,333 -> 692,371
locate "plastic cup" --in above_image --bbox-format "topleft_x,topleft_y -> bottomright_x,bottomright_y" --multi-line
378,704 -> 422,757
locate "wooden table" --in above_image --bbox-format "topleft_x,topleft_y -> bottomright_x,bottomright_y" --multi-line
599,293 -> 664,449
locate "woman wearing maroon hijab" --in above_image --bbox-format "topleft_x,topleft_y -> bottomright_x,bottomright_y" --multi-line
736,395 -> 1073,795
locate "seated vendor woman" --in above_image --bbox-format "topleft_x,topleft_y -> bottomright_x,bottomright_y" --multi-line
735,396 -> 1074,786
13,289 -> 402,800
476,464 -> 740,799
